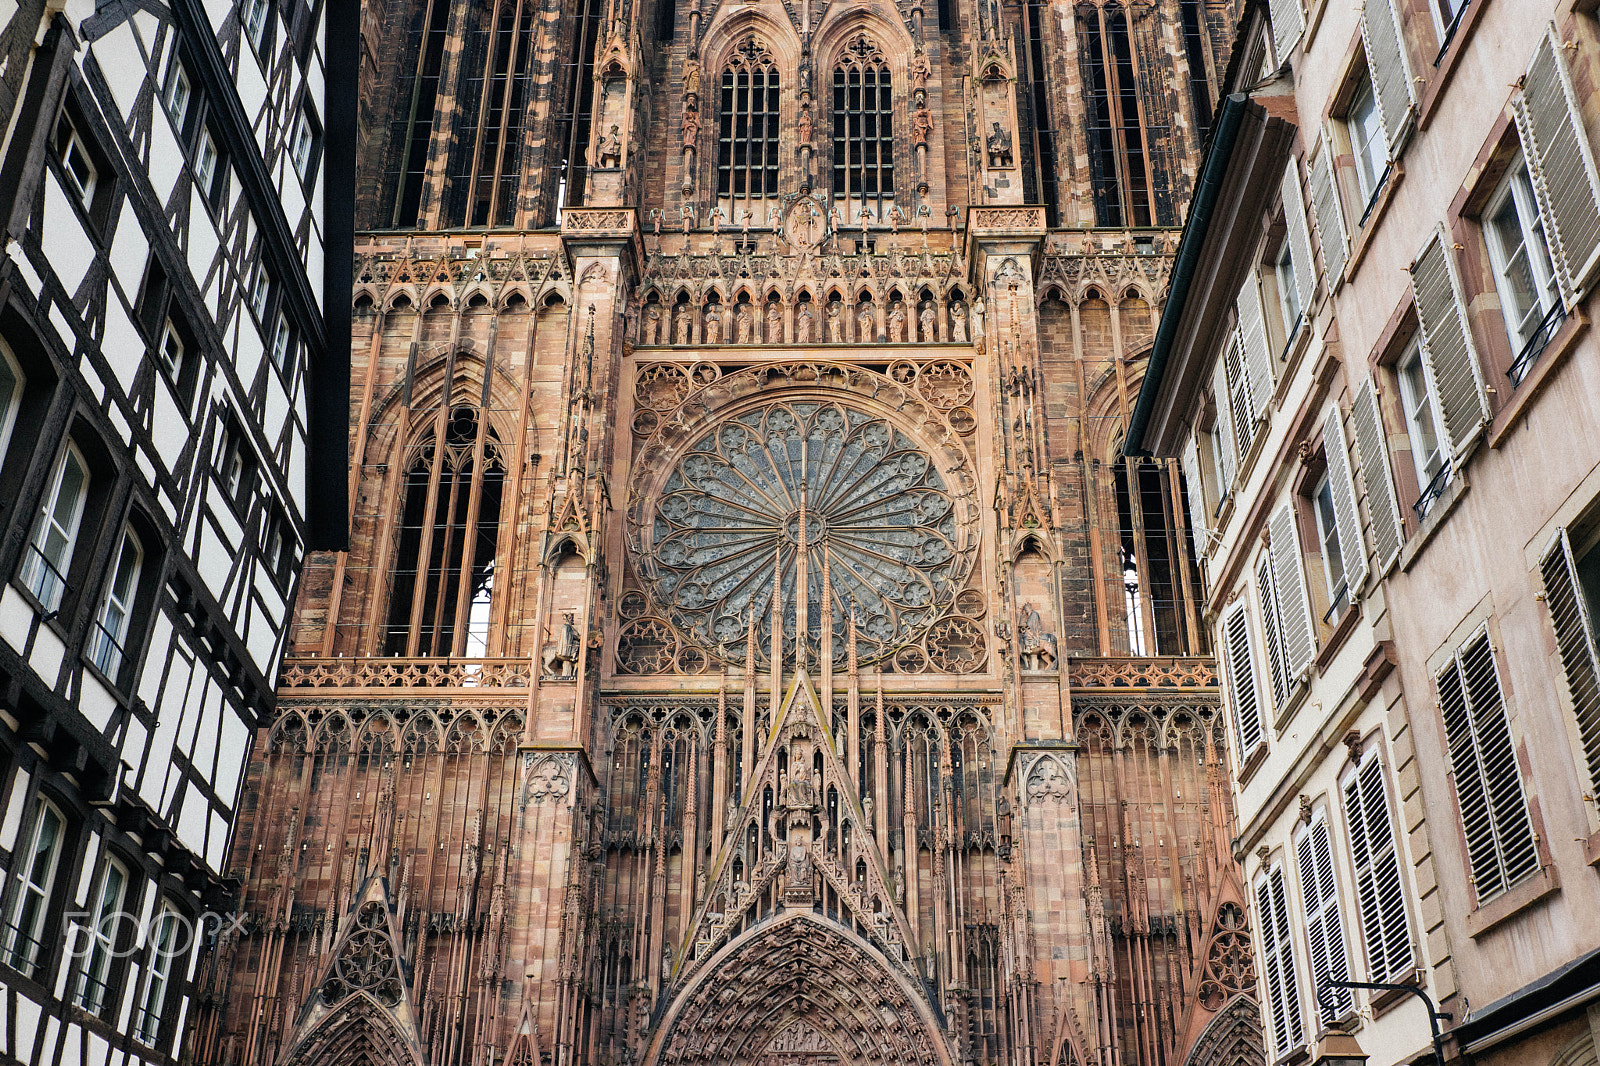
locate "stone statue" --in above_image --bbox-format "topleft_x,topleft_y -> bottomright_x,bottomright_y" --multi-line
766,300 -> 783,342
674,305 -> 692,345
827,301 -> 844,342
911,104 -> 933,147
894,864 -> 906,904
997,795 -> 1013,856
863,793 -> 874,821
951,301 -> 968,343
971,297 -> 986,349
684,58 -> 701,101
681,103 -> 700,147
797,103 -> 813,146
788,839 -> 812,886
887,302 -> 906,343
643,303 -> 662,345
735,302 -> 754,343
598,124 -> 623,168
704,305 -> 722,344
857,303 -> 875,342
919,301 -> 936,342
911,50 -> 930,97
796,303 -> 815,343
544,612 -> 581,677
784,767 -> 816,808
1018,601 -> 1057,671
987,121 -> 1014,167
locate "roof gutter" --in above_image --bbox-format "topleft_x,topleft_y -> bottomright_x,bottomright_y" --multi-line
1124,93 -> 1251,456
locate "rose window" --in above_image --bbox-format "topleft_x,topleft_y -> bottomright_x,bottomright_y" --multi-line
637,401 -> 971,666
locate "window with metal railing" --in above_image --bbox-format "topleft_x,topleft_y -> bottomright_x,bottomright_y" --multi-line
2,800 -> 65,979
20,442 -> 89,613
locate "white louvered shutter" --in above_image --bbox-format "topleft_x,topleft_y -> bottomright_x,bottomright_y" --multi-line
1282,160 -> 1318,314
1515,24 -> 1600,305
1269,503 -> 1317,682
1342,754 -> 1414,982
1224,331 -> 1256,458
1296,814 -> 1353,1023
1256,866 -> 1304,1058
1211,357 -> 1238,495
1309,141 -> 1349,285
1181,436 -> 1209,543
1322,406 -> 1370,598
1437,629 -> 1539,901
1539,530 -> 1600,794
1222,604 -> 1264,754
1236,273 -> 1275,422
1257,555 -> 1290,706
1410,228 -> 1490,457
1269,0 -> 1304,61
1350,381 -> 1403,573
1360,0 -> 1415,154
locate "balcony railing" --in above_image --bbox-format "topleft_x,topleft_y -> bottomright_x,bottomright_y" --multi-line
278,657 -> 534,691
1507,301 -> 1566,387
1066,657 -> 1217,690
1413,460 -> 1453,521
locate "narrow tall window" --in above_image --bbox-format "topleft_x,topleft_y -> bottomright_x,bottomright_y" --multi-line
0,341 -> 23,464
1076,3 -> 1151,227
74,857 -> 128,1014
1484,151 -> 1560,373
21,442 -> 89,612
1312,475 -> 1345,613
393,0 -> 452,227
1294,812 -> 1353,1026
461,0 -> 536,227
832,34 -> 894,218
134,905 -> 182,1046
3,800 -> 65,977
91,526 -> 143,680
718,37 -> 780,213
385,406 -> 505,656
1177,0 -> 1213,141
55,110 -> 99,206
1341,750 -> 1414,982
1395,340 -> 1448,514
1344,69 -> 1388,209
1437,626 -> 1539,901
1255,863 -> 1304,1059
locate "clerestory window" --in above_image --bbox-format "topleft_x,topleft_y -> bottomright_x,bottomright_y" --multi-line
832,34 -> 894,218
717,37 -> 780,214
1077,2 -> 1152,227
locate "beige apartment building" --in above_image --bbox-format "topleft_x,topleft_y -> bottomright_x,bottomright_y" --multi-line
1129,0 -> 1600,1063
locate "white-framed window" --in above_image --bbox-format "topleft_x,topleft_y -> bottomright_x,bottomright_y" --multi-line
3,799 -> 65,977
1484,151 -> 1560,359
251,265 -> 273,321
1538,526 -> 1600,798
1340,749 -> 1415,982
269,310 -> 293,371
1436,625 -> 1539,902
242,0 -> 271,55
1255,862 -> 1304,1058
134,904 -> 183,1046
20,441 -> 90,612
1294,810 -> 1353,1026
1273,239 -> 1301,345
73,855 -> 128,1014
289,106 -> 319,184
157,317 -> 185,381
55,110 -> 99,206
1311,474 -> 1347,615
1346,71 -> 1388,207
162,57 -> 193,132
91,526 -> 143,679
1395,339 -> 1447,504
216,419 -> 255,509
195,128 -> 221,201
0,340 -> 24,464
1430,0 -> 1467,48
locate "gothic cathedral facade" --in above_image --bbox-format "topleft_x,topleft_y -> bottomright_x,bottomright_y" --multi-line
190,0 -> 1266,1064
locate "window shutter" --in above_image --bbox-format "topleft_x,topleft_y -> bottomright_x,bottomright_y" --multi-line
1269,503 -> 1317,682
1539,530 -> 1600,793
1212,357 -> 1238,495
1410,227 -> 1490,457
1282,160 -> 1318,314
1268,0 -> 1304,61
1223,604 -> 1264,754
1224,330 -> 1257,458
1181,436 -> 1209,542
1360,0 -> 1415,153
1309,141 -> 1349,285
1342,754 -> 1414,982
1257,555 -> 1290,706
1322,406 -> 1370,598
1350,381 -> 1403,573
1256,866 -> 1304,1058
1437,629 -> 1539,901
1296,815 -> 1354,1023
1515,23 -> 1600,305
1236,273 -> 1274,422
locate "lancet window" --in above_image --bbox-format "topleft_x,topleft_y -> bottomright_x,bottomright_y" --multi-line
717,37 -> 781,215
383,405 -> 505,656
454,0 -> 538,227
832,34 -> 895,217
1077,2 -> 1152,227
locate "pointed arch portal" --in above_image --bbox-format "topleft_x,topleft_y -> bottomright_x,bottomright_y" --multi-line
645,911 -> 953,1066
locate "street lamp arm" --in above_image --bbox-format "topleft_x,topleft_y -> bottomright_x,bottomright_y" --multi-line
1317,979 -> 1452,1066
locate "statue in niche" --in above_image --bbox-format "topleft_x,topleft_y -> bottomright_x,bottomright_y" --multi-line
783,766 -> 816,809
704,305 -> 722,344
795,303 -> 815,343
735,303 -> 754,343
912,104 -> 933,147
987,121 -> 1014,167
765,300 -> 783,342
971,296 -> 986,349
997,795 -> 1013,857
1017,601 -> 1057,671
788,839 -> 812,888
598,124 -> 623,168
674,305 -> 692,345
911,50 -> 930,97
681,103 -> 700,147
797,103 -> 814,147
856,303 -> 876,342
684,57 -> 701,101
894,864 -> 906,904
919,300 -> 937,341
887,302 -> 907,343
544,612 -> 581,677
642,303 -> 662,345
950,301 -> 968,343
827,301 -> 844,342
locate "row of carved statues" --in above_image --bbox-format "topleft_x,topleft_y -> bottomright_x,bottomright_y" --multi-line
639,293 -> 985,346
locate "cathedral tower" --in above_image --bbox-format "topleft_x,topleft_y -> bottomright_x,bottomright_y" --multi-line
191,1 -> 1265,1065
